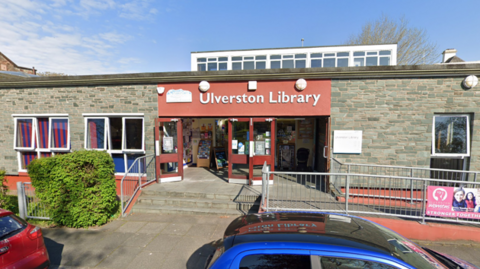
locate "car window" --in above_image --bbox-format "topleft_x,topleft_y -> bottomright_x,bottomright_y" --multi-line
0,215 -> 26,239
239,254 -> 311,269
320,257 -> 397,269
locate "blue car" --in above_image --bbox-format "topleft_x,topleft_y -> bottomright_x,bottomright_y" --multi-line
205,212 -> 479,269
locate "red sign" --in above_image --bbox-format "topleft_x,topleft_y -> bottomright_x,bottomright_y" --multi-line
157,80 -> 331,117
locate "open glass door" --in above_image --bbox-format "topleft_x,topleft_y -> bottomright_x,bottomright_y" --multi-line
228,118 -> 275,185
228,118 -> 250,184
155,118 -> 183,182
250,118 -> 275,185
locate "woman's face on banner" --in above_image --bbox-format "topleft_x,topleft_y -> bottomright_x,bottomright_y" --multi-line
467,193 -> 474,200
454,191 -> 465,202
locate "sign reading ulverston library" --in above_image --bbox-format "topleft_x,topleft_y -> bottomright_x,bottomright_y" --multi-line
157,80 -> 331,117
199,92 -> 322,106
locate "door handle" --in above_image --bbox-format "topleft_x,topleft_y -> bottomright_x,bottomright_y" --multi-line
250,141 -> 254,157
323,146 -> 328,158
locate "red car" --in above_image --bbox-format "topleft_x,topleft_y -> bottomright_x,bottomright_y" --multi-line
0,209 -> 50,269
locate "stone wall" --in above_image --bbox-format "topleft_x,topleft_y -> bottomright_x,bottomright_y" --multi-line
330,77 -> 480,171
0,84 -> 158,174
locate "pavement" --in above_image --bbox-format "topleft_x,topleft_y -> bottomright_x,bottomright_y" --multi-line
42,212 -> 480,269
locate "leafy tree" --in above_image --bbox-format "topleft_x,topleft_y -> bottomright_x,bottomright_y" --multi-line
345,15 -> 439,65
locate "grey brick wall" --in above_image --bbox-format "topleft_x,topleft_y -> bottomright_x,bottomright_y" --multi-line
331,77 -> 480,171
0,84 -> 158,174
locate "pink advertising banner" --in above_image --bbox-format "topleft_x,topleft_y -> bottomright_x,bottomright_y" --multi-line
427,186 -> 480,219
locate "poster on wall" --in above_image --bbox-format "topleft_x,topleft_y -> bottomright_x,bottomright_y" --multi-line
427,186 -> 480,219
298,119 -> 314,139
333,130 -> 362,154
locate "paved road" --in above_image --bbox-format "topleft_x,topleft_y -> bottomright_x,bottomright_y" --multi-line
43,213 -> 480,269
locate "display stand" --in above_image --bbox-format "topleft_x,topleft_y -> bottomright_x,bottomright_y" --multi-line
197,140 -> 212,168
213,147 -> 228,169
278,144 -> 295,171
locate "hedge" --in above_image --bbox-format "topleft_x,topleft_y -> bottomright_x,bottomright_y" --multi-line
28,150 -> 119,228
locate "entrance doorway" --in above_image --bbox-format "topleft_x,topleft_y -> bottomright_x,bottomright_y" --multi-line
155,118 -> 183,182
228,118 -> 276,185
154,116 -> 330,184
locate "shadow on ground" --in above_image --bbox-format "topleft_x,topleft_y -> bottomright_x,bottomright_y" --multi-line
187,241 -> 217,269
44,237 -> 64,266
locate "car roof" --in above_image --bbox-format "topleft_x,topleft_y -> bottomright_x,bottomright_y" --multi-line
219,212 -> 448,269
224,212 -> 413,255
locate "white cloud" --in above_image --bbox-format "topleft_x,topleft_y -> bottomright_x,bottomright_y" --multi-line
99,32 -> 131,44
0,0 -> 161,75
79,0 -> 115,10
119,0 -> 157,21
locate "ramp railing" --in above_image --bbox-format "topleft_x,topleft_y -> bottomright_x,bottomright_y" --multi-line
261,162 -> 480,226
120,154 -> 156,217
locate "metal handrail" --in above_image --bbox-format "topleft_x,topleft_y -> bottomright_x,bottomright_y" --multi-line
260,162 -> 480,226
331,158 -> 480,181
120,154 -> 156,217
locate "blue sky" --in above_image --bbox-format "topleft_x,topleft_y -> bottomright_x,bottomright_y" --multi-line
1,0 -> 479,75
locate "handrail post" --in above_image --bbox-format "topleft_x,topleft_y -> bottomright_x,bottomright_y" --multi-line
138,159 -> 142,190
409,168 -> 414,204
17,182 -> 26,220
262,161 -> 269,211
345,174 -> 350,215
421,180 -> 427,224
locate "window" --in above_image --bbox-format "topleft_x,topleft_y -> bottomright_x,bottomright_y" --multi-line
197,57 -> 227,71
13,115 -> 70,171
432,114 -> 470,157
320,257 -> 396,269
84,115 -> 145,173
240,254 -> 311,269
311,53 -> 322,68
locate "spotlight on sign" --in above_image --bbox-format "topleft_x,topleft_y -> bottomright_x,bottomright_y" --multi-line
295,78 -> 307,91
157,86 -> 165,94
463,75 -> 478,89
199,81 -> 210,92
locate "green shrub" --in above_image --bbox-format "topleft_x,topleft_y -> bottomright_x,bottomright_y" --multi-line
0,170 -> 9,208
28,150 -> 119,228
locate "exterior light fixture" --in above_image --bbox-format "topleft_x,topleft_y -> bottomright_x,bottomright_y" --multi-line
248,81 -> 257,91
157,86 -> 165,94
295,78 -> 307,91
199,81 -> 210,92
463,75 -> 478,89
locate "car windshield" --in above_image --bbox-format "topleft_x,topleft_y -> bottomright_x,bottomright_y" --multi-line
0,215 -> 26,239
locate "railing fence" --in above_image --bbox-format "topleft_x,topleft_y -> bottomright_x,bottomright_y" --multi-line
120,154 -> 156,217
261,160 -> 480,226
17,182 -> 50,220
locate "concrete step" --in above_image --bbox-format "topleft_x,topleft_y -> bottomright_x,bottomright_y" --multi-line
137,195 -> 259,211
132,204 -> 258,216
131,190 -> 262,216
141,189 -> 259,203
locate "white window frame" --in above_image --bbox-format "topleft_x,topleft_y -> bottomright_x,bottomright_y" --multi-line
83,114 -> 145,175
84,117 -> 108,150
12,114 -> 70,172
122,117 -> 145,153
431,114 -> 470,158
48,117 -> 71,151
13,117 -> 36,150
